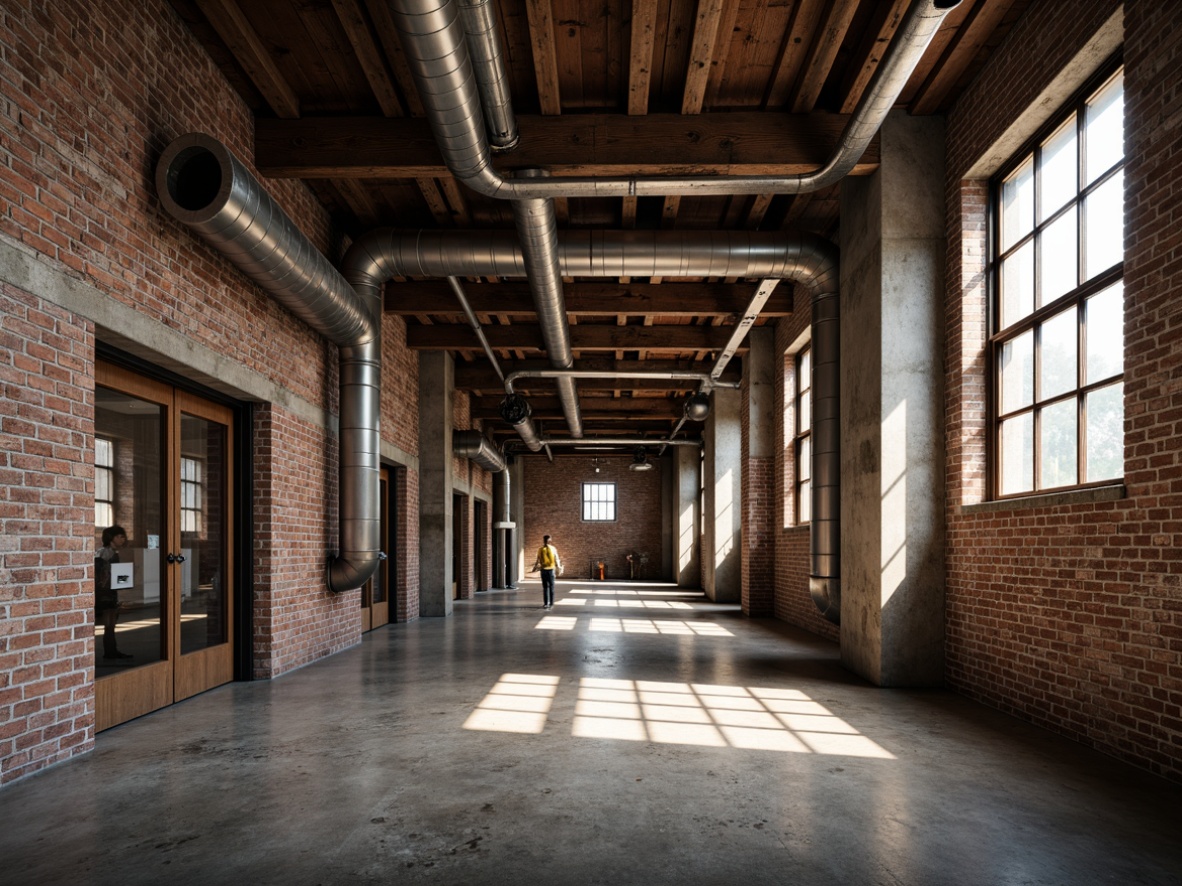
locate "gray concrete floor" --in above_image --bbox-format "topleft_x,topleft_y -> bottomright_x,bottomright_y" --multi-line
4,582 -> 1180,885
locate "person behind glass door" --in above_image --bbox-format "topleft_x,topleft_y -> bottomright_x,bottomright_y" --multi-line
95,525 -> 132,661
531,534 -> 563,610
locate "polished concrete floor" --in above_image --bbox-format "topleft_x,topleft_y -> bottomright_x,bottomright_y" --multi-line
5,581 -> 1180,885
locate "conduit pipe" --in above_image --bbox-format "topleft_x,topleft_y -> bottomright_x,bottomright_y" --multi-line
390,0 -> 960,199
156,133 -> 382,594
511,169 -> 584,438
503,369 -> 742,394
455,0 -> 517,151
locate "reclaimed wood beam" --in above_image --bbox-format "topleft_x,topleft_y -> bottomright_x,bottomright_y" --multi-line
384,282 -> 793,317
407,324 -> 741,352
255,113 -> 879,178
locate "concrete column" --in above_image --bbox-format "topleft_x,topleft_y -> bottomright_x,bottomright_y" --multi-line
743,328 -> 776,615
672,444 -> 701,588
417,351 -> 454,617
702,386 -> 741,602
839,110 -> 946,686
509,456 -> 526,585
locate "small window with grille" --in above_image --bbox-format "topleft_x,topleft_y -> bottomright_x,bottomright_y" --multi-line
582,482 -> 616,522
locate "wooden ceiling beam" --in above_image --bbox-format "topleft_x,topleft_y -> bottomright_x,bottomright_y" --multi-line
406,324 -> 742,352
330,0 -> 404,117
196,0 -> 300,118
472,396 -> 684,418
791,0 -> 860,113
255,113 -> 879,178
384,282 -> 793,317
910,0 -> 1019,116
838,0 -> 909,114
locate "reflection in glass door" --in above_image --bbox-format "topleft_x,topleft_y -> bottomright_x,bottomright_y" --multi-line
94,363 -> 234,730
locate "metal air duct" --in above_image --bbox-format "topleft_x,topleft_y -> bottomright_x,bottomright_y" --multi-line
156,133 -> 381,594
390,0 -> 960,199
454,430 -> 506,472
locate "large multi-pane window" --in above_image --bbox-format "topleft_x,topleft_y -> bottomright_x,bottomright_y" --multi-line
991,64 -> 1124,497
795,347 -> 812,523
95,437 -> 115,528
582,482 -> 616,521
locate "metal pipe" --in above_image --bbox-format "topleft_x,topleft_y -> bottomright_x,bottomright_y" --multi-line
504,368 -> 742,393
392,0 -> 961,199
526,438 -> 702,448
156,133 -> 382,594
454,429 -> 506,472
456,0 -> 517,151
511,169 -> 583,438
446,276 -> 505,383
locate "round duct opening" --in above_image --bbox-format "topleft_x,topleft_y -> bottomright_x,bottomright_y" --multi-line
166,146 -> 223,212
684,392 -> 711,421
499,393 -> 532,425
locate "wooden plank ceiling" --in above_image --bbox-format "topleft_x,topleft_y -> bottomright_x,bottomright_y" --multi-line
168,0 -> 1028,448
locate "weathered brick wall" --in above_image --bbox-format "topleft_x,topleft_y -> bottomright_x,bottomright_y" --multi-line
0,285 -> 95,783
946,0 -> 1181,780
522,455 -> 664,581
741,366 -> 775,616
773,292 -> 840,641
0,0 -> 424,781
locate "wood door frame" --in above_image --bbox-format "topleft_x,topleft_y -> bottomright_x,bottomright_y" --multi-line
94,361 -> 237,729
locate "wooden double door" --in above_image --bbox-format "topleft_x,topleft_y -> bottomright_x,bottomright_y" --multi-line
94,362 -> 235,731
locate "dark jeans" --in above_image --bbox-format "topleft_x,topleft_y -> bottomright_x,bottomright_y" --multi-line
541,569 -> 556,606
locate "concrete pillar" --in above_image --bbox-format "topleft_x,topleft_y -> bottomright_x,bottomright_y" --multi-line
509,456 -> 526,585
702,386 -> 741,602
839,110 -> 946,686
743,328 -> 777,615
672,444 -> 701,588
417,352 -> 454,617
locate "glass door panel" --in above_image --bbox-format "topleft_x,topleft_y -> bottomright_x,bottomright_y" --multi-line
94,386 -> 166,675
173,393 -> 234,703
179,413 -> 228,654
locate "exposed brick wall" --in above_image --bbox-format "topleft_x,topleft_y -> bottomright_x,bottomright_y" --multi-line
522,455 -> 664,581
945,0 -> 1182,780
740,366 -> 776,616
0,284 -> 95,784
393,466 -> 420,622
0,0 -> 427,781
772,291 -> 840,642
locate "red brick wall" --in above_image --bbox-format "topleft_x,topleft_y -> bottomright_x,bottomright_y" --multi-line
522,455 -> 664,581
773,292 -> 840,641
946,0 -> 1182,780
0,0 -> 425,781
741,366 -> 776,616
0,285 -> 96,783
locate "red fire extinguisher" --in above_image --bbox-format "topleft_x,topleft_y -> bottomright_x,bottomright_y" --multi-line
597,561 -> 605,581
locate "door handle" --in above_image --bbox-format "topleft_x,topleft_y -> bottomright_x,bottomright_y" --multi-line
167,552 -> 187,564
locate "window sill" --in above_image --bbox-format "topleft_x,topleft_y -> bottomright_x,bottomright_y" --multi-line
960,483 -> 1126,516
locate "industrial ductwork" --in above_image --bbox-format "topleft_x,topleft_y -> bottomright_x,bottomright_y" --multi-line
454,430 -> 505,472
391,0 -> 959,200
156,133 -> 382,594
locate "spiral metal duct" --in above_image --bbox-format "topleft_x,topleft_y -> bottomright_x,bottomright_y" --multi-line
156,133 -> 381,594
453,430 -> 506,472
390,0 -> 960,200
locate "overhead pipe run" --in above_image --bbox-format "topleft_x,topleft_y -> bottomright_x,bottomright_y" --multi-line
156,133 -> 382,594
391,0 -> 961,199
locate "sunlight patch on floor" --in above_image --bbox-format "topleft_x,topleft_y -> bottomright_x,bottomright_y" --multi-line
466,674 -> 894,757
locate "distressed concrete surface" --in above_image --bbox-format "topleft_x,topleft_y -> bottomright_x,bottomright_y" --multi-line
2,582 -> 1178,885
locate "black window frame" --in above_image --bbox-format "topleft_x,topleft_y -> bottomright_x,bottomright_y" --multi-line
794,345 -> 812,525
987,57 -> 1125,500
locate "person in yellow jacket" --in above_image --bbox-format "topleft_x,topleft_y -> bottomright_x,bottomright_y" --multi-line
531,534 -> 563,609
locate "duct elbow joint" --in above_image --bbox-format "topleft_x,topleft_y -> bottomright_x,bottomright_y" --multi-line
328,554 -> 382,594
810,576 -> 841,625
